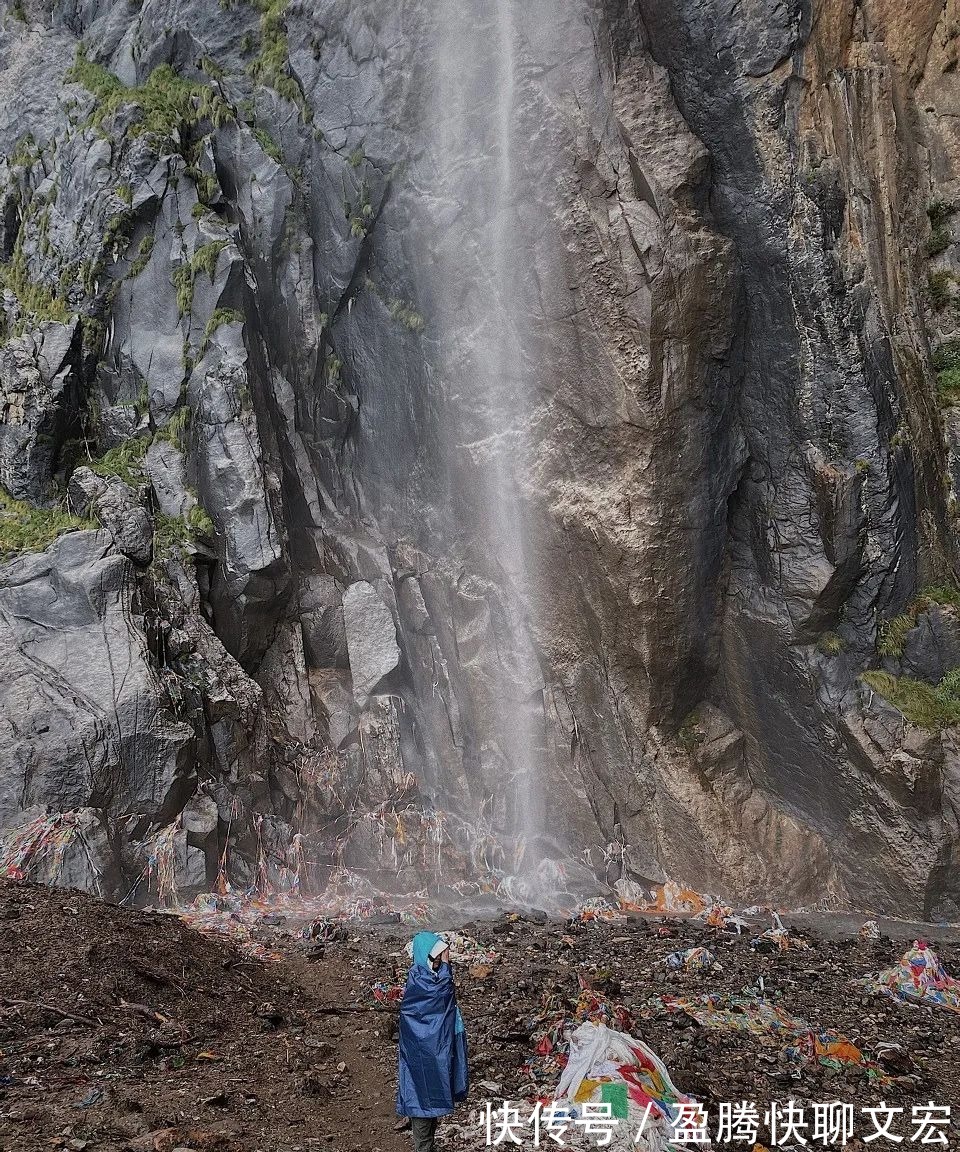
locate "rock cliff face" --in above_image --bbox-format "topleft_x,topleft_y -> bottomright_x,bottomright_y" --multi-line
2,0 -> 960,917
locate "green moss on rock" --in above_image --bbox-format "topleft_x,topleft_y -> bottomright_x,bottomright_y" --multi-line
247,0 -> 305,110
0,254 -> 72,333
67,48 -> 233,147
89,437 -> 151,486
861,670 -> 960,729
816,632 -> 844,656
202,307 -> 243,348
0,488 -> 93,557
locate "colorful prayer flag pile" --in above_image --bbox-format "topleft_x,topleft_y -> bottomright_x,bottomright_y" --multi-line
863,941 -> 960,1014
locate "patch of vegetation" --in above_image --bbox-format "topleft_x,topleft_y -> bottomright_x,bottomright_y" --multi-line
252,124 -> 282,164
875,584 -> 960,659
193,239 -> 229,281
103,210 -> 135,258
359,276 -> 423,332
247,0 -> 306,111
81,316 -> 106,358
877,614 -> 915,658
153,497 -> 214,559
673,723 -> 705,751
79,257 -> 98,296
116,182 -> 133,205
203,307 -> 243,345
199,55 -> 225,81
918,583 -> 960,611
937,367 -> 960,406
0,487 -> 93,558
173,262 -> 194,316
937,666 -> 960,704
931,341 -> 960,406
9,133 -> 39,169
929,200 -> 958,231
66,48 -> 234,147
388,297 -> 425,332
57,263 -> 77,298
677,717 -> 704,752
65,46 -> 124,101
82,390 -> 103,443
127,232 -> 155,279
928,270 -> 952,310
347,145 -> 365,168
0,251 -> 72,332
817,631 -> 844,656
933,339 -> 960,372
343,178 -> 373,239
187,502 -> 214,537
153,511 -> 192,559
325,353 -> 342,383
158,404 -> 191,449
172,240 -> 230,317
89,436 -> 150,486
925,226 -> 952,258
861,669 -> 960,729
195,172 -> 219,205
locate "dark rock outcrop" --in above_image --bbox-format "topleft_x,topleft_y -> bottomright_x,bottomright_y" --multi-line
0,532 -> 194,842
68,465 -> 153,563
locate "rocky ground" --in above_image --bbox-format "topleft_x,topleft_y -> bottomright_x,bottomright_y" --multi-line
1,881 -> 959,1152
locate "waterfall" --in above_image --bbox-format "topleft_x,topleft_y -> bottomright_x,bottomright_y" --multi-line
427,0 -> 559,907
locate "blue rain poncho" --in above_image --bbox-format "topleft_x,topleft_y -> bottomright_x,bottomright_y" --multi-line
396,931 -> 469,1118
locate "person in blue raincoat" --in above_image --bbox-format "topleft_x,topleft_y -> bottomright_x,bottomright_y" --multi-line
396,931 -> 469,1152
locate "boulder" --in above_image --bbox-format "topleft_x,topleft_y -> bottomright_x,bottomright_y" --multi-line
0,532 -> 194,868
68,466 -> 153,565
0,319 -> 80,501
342,581 -> 401,703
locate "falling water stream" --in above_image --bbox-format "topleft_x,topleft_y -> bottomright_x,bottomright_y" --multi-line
430,1 -> 557,906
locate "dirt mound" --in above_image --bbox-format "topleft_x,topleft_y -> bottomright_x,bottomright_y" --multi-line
0,881 -> 404,1152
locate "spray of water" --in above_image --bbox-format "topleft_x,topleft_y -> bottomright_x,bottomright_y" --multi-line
429,1 -> 561,907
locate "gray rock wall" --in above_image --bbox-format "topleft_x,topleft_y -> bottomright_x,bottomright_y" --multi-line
0,0 -> 958,917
